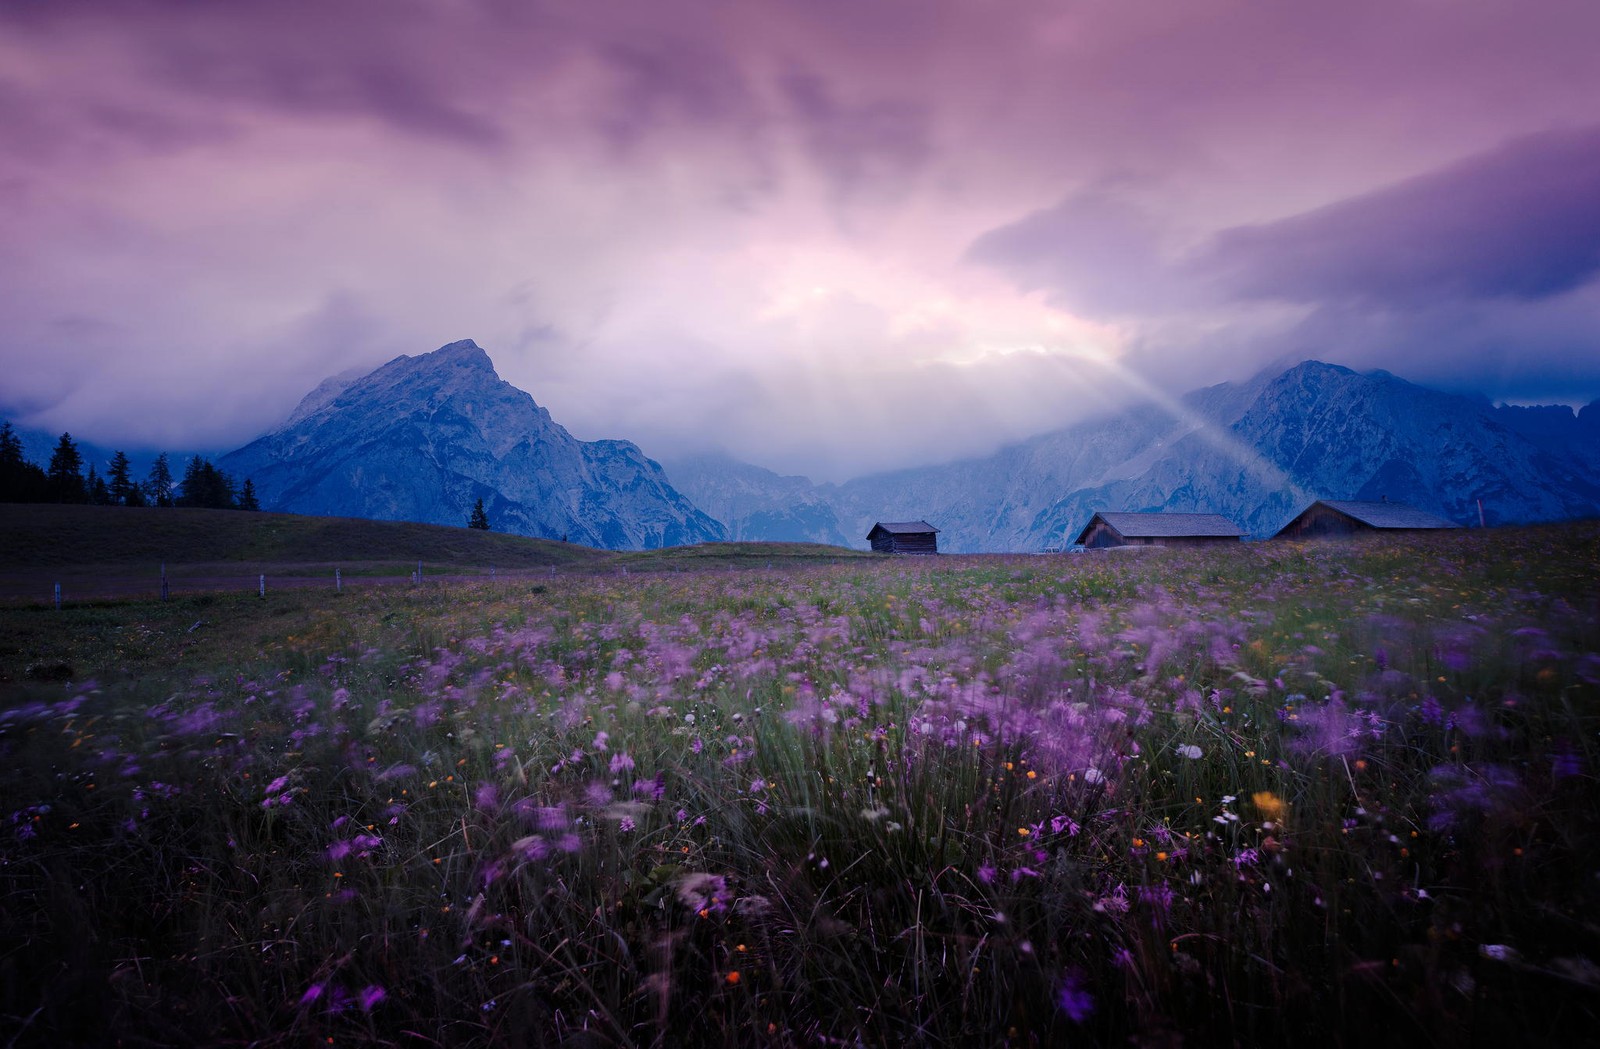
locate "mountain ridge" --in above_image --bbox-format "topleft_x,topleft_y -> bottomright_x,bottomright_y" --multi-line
664,360 -> 1600,551
217,339 -> 724,550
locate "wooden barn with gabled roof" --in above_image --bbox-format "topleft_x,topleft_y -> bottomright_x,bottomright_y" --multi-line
867,520 -> 940,554
1273,499 -> 1460,540
1073,512 -> 1245,549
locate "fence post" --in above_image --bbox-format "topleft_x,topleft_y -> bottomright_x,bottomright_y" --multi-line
416,560 -> 423,584
161,562 -> 169,601
336,567 -> 342,592
259,574 -> 265,598
54,582 -> 61,610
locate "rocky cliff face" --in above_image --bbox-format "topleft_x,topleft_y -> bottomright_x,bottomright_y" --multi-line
219,340 -> 724,549
668,361 -> 1600,551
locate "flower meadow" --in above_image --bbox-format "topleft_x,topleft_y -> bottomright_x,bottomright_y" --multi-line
2,526 -> 1598,1047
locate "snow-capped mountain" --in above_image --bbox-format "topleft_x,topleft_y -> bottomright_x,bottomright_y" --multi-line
218,339 -> 724,549
664,361 -> 1600,551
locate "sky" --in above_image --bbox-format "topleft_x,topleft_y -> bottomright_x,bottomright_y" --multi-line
2,0 -> 1598,482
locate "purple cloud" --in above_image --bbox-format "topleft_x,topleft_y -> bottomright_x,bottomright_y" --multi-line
3,1 -> 1600,474
593,39 -> 765,155
781,71 -> 933,203
964,181 -> 1180,315
1194,126 -> 1600,307
975,126 -> 1600,316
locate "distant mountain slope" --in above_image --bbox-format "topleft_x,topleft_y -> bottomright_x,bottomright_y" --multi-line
673,361 -> 1600,552
658,454 -> 853,547
218,340 -> 724,550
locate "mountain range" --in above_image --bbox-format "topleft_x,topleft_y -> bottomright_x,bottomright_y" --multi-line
661,360 -> 1600,551
14,340 -> 1599,551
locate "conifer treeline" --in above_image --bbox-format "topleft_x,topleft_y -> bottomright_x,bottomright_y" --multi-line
0,422 -> 260,510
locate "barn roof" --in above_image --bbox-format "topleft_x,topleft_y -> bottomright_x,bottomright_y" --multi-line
1313,500 -> 1460,530
867,520 -> 940,536
1075,512 -> 1245,543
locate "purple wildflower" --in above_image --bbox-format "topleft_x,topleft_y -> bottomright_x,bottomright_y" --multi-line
1051,815 -> 1081,836
675,872 -> 731,913
473,782 -> 500,810
1057,970 -> 1095,1023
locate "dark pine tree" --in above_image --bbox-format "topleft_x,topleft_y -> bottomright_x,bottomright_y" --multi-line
87,465 -> 111,505
0,422 -> 49,502
178,456 -> 237,509
46,433 -> 87,504
107,450 -> 136,506
238,478 -> 261,511
468,498 -> 490,530
146,453 -> 175,507
178,456 -> 205,507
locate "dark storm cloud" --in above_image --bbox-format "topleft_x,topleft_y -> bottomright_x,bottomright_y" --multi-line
1194,126 -> 1600,308
974,126 -> 1600,317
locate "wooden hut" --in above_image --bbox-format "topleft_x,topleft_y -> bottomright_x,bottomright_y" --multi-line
1273,499 -> 1460,540
867,520 -> 940,554
1073,512 -> 1245,549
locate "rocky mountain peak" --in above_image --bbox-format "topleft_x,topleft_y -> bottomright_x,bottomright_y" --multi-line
425,338 -> 494,368
219,340 -> 723,549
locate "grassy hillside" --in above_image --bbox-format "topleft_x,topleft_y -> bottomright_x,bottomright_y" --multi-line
0,504 -> 604,570
0,505 -> 873,603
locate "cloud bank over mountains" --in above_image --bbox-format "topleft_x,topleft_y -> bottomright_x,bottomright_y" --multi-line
970,126 -> 1600,402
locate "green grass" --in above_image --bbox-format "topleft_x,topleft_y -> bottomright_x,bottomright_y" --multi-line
0,522 -> 1596,1046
